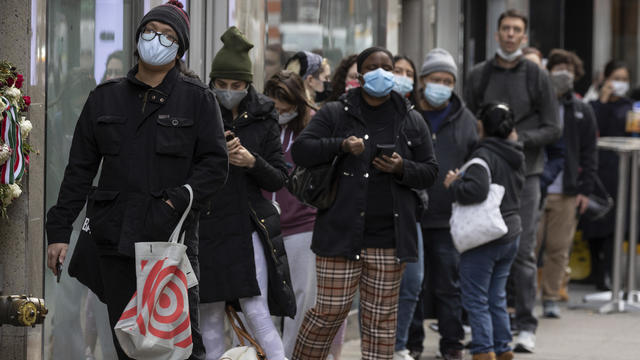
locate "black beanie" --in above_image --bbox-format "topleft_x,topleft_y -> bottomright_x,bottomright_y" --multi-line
136,0 -> 190,57
356,46 -> 394,73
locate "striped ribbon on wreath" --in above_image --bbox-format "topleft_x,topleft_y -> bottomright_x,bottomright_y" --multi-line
0,96 -> 26,184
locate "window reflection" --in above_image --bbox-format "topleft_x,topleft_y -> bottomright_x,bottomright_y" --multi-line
45,1 -> 133,359
266,0 -> 385,82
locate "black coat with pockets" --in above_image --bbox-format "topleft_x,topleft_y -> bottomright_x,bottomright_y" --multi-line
291,88 -> 439,263
46,64 -> 229,259
198,86 -> 295,317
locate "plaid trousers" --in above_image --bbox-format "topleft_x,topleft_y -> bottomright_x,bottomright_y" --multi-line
292,248 -> 405,360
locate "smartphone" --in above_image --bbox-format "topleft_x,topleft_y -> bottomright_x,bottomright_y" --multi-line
56,260 -> 62,283
375,144 -> 396,158
225,132 -> 236,142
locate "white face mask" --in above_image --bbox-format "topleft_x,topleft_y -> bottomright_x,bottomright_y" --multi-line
496,47 -> 523,62
137,34 -> 179,66
611,80 -> 629,97
278,111 -> 298,125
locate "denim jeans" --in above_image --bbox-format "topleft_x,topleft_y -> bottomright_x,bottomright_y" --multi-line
423,228 -> 464,352
459,238 -> 519,355
395,223 -> 425,351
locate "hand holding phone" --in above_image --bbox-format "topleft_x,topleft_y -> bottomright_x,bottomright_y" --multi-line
375,144 -> 396,159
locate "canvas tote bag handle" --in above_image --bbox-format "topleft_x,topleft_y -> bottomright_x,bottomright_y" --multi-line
168,184 -> 194,244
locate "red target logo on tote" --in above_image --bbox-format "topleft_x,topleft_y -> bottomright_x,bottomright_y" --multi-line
115,185 -> 197,360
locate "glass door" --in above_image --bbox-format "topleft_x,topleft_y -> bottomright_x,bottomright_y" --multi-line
44,1 -> 137,358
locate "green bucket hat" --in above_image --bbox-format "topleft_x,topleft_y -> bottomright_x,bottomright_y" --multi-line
209,26 -> 254,83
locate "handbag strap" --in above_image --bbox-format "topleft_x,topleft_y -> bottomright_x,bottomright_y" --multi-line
460,157 -> 492,183
168,184 -> 194,244
225,306 -> 266,359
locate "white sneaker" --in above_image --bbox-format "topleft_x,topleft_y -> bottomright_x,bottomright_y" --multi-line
394,349 -> 414,360
514,330 -> 536,353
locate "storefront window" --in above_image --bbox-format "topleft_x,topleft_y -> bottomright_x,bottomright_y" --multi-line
44,1 -> 136,358
265,0 -> 388,81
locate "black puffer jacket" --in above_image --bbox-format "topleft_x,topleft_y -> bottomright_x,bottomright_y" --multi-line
291,88 -> 439,263
421,93 -> 478,228
46,64 -> 228,257
450,138 -> 525,244
198,86 -> 295,317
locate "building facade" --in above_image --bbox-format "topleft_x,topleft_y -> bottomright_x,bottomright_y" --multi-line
0,0 -> 638,358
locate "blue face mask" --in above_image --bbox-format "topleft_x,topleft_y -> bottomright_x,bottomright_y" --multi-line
392,75 -> 414,96
137,34 -> 179,66
424,83 -> 453,107
362,68 -> 395,98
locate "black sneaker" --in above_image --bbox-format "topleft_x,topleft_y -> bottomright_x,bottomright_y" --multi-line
442,349 -> 463,360
408,349 -> 422,360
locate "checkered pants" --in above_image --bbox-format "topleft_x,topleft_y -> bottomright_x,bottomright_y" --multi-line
292,248 -> 405,360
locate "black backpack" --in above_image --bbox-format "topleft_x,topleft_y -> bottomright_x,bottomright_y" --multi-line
472,58 -> 542,122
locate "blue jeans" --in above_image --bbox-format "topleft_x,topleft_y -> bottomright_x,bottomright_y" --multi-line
395,223 -> 425,351
459,237 -> 519,355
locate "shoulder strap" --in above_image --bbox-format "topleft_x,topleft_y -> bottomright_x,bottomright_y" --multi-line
168,184 -> 193,244
474,60 -> 494,108
460,157 -> 492,183
524,60 -> 541,112
225,306 -> 266,358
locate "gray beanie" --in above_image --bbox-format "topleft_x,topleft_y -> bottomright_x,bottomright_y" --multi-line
420,48 -> 457,80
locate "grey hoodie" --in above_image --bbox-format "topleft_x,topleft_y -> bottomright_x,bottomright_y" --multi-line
421,92 -> 478,228
464,58 -> 561,176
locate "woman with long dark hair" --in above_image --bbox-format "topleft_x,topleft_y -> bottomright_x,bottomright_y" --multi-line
263,70 -> 318,358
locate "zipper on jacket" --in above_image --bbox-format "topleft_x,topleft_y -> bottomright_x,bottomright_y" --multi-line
141,89 -> 151,113
249,206 -> 280,264
232,111 -> 248,132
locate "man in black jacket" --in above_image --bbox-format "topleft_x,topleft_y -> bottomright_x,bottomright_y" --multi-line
408,48 -> 478,360
45,3 -> 228,359
464,9 -> 561,352
536,49 -> 598,318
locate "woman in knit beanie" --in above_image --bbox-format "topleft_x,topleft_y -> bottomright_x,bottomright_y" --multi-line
199,26 -> 291,360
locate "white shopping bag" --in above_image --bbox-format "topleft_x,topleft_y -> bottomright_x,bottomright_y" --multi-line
115,185 -> 197,360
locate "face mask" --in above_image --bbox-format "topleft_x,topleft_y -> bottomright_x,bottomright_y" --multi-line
137,34 -> 179,66
611,80 -> 629,97
496,47 -> 523,62
315,81 -> 333,103
278,111 -> 298,125
345,79 -> 361,91
392,75 -> 414,96
550,70 -> 574,96
212,88 -> 248,110
362,68 -> 395,98
424,83 -> 453,107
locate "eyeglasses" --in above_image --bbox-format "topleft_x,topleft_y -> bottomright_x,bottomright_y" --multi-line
141,28 -> 177,47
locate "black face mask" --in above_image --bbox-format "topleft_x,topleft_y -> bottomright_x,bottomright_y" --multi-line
315,81 -> 333,103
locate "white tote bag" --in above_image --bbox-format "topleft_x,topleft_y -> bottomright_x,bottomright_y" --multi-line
219,305 -> 266,360
450,158 -> 508,253
115,184 -> 198,360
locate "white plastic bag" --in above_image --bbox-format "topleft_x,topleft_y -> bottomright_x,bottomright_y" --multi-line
450,158 -> 508,253
115,185 -> 197,360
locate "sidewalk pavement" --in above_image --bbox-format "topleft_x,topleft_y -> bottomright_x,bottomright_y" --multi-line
340,284 -> 640,360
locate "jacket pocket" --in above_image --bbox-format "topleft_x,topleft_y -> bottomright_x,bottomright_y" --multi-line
95,116 -> 126,155
156,116 -> 194,157
87,190 -> 123,246
401,129 -> 425,160
143,196 -> 181,241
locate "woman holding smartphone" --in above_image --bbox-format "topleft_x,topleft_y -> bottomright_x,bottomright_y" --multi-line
291,47 -> 439,360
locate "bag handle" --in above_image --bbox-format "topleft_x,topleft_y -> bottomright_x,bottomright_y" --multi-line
168,184 -> 194,244
460,157 -> 492,183
225,306 -> 266,359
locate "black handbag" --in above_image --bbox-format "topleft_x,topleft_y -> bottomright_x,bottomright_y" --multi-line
583,176 -> 614,221
68,223 -> 106,303
287,155 -> 341,210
